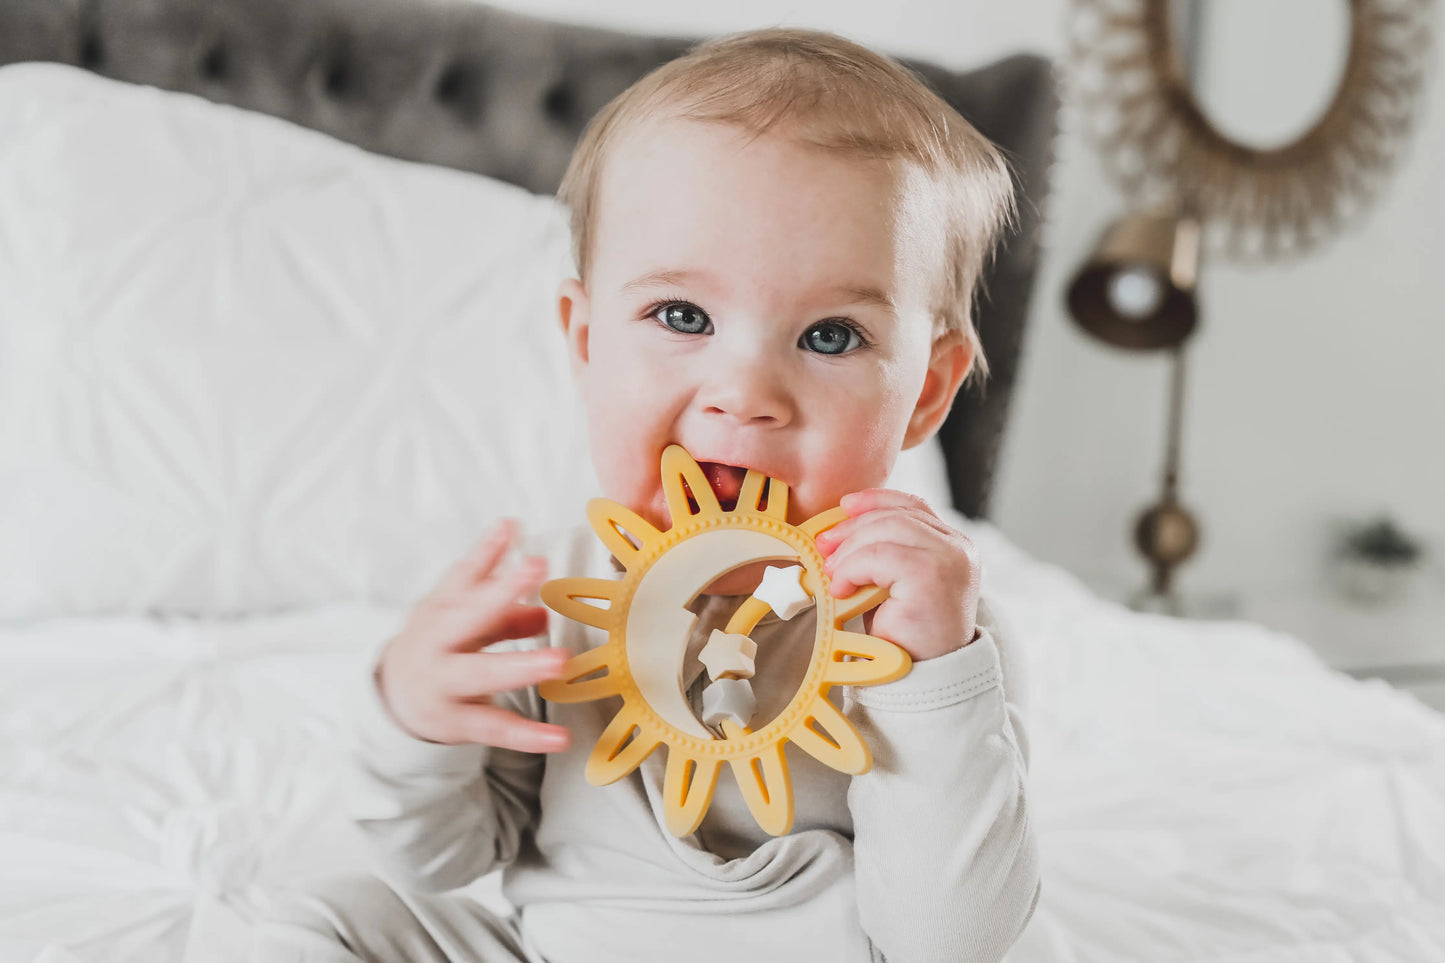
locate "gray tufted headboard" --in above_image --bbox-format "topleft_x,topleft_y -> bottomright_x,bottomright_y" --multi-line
0,0 -> 1057,520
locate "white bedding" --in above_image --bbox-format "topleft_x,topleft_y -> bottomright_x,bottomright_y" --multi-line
3,515 -> 1443,963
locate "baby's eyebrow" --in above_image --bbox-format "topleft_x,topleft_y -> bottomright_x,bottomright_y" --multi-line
836,285 -> 895,312
621,269 -> 896,316
620,269 -> 707,294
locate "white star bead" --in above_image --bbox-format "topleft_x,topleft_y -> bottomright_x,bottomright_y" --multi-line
753,564 -> 812,620
701,678 -> 757,730
699,629 -> 758,681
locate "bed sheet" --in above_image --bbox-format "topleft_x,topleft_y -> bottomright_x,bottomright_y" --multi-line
2,517 -> 1443,963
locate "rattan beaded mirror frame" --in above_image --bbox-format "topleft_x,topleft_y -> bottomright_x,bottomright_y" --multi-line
1068,0 -> 1434,260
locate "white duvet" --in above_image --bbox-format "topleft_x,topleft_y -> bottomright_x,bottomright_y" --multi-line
3,515 -> 1443,963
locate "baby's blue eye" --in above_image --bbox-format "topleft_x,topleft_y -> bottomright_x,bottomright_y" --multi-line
801,320 -> 862,355
656,302 -> 712,335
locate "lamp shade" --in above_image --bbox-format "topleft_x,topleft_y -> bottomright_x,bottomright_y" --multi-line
1066,210 -> 1201,350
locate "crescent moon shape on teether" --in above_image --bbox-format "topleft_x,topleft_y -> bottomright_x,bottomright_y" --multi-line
538,445 -> 910,837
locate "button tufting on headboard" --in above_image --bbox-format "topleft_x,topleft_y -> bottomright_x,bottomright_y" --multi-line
78,29 -> 104,70
542,80 -> 575,124
316,38 -> 354,100
434,60 -> 484,122
0,0 -> 1057,520
198,40 -> 228,83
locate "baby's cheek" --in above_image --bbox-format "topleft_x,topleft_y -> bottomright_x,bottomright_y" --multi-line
827,431 -> 896,494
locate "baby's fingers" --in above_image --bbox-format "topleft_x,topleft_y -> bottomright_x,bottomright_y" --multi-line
466,605 -> 549,649
443,557 -> 549,651
435,519 -> 520,598
447,702 -> 571,753
839,488 -> 937,518
443,648 -> 570,700
826,541 -> 918,601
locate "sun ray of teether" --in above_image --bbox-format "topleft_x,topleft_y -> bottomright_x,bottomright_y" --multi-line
737,469 -> 768,514
663,751 -> 723,837
823,630 -> 912,686
538,643 -> 622,703
761,477 -> 788,520
789,696 -> 871,774
722,720 -> 795,836
585,708 -> 662,786
538,577 -> 622,631
587,499 -> 661,569
662,445 -> 721,520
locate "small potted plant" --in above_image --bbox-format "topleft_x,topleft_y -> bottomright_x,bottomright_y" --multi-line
1332,515 -> 1427,606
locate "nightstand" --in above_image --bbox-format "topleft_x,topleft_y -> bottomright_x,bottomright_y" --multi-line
1244,589 -> 1445,712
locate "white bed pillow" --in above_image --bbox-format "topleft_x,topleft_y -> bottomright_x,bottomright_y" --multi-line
0,63 -> 596,618
0,63 -> 953,619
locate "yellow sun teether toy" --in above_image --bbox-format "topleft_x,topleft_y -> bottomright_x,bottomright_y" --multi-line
538,445 -> 911,837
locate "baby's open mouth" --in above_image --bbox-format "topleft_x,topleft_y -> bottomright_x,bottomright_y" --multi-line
697,462 -> 749,512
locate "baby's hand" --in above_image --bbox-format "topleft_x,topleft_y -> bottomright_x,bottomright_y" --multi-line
375,519 -> 572,751
813,490 -> 981,661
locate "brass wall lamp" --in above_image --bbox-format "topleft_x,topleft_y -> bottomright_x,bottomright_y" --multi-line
1067,208 -> 1203,609
1067,210 -> 1200,351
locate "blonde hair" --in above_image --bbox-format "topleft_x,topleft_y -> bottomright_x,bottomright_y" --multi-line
557,28 -> 1016,385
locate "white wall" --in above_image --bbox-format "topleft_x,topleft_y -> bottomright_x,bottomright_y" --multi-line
493,0 -> 1445,607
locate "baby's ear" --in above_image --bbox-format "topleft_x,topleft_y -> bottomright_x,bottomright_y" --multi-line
557,277 -> 591,368
902,331 -> 973,450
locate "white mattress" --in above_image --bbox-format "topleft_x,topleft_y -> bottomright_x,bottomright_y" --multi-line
3,517 -> 1443,963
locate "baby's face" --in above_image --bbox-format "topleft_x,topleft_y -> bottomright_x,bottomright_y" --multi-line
559,115 -> 964,539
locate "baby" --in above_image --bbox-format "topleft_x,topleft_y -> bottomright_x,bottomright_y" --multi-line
254,27 -> 1038,963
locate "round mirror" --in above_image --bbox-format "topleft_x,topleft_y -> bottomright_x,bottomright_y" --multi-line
1069,0 -> 1433,260
1182,0 -> 1352,150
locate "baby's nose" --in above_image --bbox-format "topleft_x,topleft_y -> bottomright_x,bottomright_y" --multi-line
699,356 -> 793,427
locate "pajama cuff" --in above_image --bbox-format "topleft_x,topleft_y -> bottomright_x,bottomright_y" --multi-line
849,625 -> 1003,713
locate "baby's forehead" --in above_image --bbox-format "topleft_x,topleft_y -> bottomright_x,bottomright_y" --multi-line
599,113 -> 933,216
602,117 -> 942,245
616,111 -> 835,166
